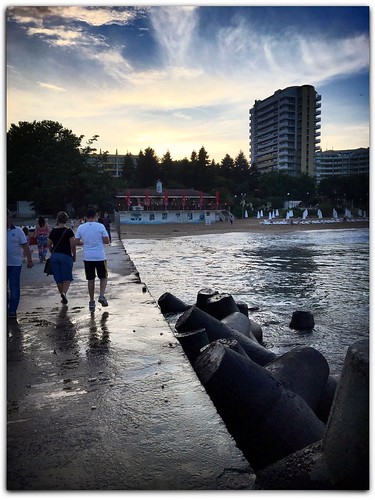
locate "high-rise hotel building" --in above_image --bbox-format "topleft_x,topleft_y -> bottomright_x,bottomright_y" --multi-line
249,85 -> 321,176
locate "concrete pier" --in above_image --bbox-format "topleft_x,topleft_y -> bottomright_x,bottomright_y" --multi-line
6,231 -> 254,490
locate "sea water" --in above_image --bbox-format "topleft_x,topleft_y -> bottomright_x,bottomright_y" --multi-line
124,228 -> 369,378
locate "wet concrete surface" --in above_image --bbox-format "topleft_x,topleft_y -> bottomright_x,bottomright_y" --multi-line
7,234 -> 255,490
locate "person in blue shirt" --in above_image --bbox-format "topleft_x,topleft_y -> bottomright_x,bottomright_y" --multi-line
7,209 -> 34,319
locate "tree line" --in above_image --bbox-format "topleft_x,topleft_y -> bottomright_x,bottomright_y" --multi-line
7,120 -> 369,217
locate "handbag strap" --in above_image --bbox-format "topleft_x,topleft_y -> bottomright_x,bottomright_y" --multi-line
50,228 -> 68,255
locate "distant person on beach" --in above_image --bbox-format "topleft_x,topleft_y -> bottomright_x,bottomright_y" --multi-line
75,208 -> 110,312
48,211 -> 76,305
35,215 -> 51,263
7,209 -> 34,319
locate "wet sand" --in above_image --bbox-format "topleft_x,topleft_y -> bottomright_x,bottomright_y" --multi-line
120,218 -> 369,240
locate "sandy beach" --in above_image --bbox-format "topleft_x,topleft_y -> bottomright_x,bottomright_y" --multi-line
120,217 -> 369,239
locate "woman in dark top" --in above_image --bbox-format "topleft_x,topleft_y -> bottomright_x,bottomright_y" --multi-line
48,211 -> 76,304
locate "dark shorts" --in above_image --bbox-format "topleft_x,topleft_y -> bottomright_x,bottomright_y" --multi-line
83,260 -> 108,280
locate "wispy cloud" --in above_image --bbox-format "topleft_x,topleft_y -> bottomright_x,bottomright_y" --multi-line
149,6 -> 199,67
37,82 -> 66,92
8,6 -> 140,28
6,6 -> 369,159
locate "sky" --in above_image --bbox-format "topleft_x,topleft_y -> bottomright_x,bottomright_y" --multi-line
5,2 -> 370,163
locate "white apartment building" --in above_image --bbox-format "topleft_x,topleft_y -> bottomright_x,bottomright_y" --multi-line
314,148 -> 369,181
249,85 -> 321,176
86,150 -> 137,177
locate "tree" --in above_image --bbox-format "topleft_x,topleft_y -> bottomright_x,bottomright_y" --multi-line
220,154 -> 235,178
135,147 -> 160,187
7,120 -> 83,213
233,151 -> 250,184
160,150 -> 174,185
196,146 -> 211,191
7,120 -> 116,215
121,153 -> 137,185
318,174 -> 368,208
173,157 -> 191,188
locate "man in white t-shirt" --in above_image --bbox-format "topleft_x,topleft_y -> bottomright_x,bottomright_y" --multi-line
75,208 -> 109,311
7,209 -> 34,319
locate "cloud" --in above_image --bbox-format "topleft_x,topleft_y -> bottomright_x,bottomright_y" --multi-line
37,82 -> 66,92
7,6 -> 140,28
6,6 -> 369,160
149,6 -> 199,66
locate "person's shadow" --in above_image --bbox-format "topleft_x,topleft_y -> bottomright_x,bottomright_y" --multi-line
7,319 -> 24,363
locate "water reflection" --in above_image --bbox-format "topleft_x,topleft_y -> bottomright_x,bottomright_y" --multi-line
240,245 -> 318,299
7,319 -> 24,361
85,312 -> 113,391
87,312 -> 110,352
54,306 -> 80,372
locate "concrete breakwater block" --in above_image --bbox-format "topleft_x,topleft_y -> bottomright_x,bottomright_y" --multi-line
264,346 -> 330,415
201,338 -> 248,358
323,338 -> 369,489
236,301 -> 249,316
221,311 -> 252,337
249,319 -> 263,344
254,339 -> 369,490
221,311 -> 263,344
194,342 -> 325,471
196,289 -> 257,317
315,375 -> 338,424
157,292 -> 190,314
196,288 -> 219,311
175,306 -> 277,366
174,328 -> 210,364
289,310 -> 315,330
204,293 -> 240,320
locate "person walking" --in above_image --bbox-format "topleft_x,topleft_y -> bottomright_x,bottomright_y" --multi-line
35,215 -> 51,263
48,211 -> 76,305
21,226 -> 32,260
7,209 -> 34,319
100,211 -> 112,243
74,208 -> 109,312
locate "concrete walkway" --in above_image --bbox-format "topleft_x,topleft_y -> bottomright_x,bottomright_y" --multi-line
7,232 -> 254,490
